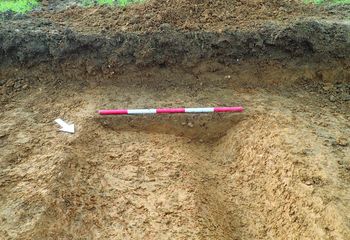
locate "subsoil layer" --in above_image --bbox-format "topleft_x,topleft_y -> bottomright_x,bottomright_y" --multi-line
1,73 -> 350,239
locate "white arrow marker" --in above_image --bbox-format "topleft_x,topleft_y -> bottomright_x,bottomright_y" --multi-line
54,118 -> 75,134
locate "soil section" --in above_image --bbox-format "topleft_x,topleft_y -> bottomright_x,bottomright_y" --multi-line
0,1 -> 349,239
1,19 -> 349,68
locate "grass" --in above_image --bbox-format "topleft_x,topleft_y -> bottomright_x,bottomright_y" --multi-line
82,0 -> 113,7
0,0 -> 142,13
0,0 -> 38,13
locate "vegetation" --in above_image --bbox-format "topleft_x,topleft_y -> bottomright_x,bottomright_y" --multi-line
0,0 -> 38,13
118,0 -> 143,7
0,0 -> 142,13
82,0 -> 113,7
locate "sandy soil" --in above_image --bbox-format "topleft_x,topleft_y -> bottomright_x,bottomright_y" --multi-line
1,67 -> 350,239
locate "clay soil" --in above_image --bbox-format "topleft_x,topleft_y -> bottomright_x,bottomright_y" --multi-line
0,0 -> 350,239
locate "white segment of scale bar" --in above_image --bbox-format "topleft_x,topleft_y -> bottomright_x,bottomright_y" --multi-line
185,108 -> 214,113
127,109 -> 157,114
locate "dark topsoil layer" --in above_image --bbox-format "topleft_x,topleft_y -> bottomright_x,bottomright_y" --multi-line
0,19 -> 349,68
0,0 -> 349,69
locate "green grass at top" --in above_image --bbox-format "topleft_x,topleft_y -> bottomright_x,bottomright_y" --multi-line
306,0 -> 350,4
118,0 -> 144,6
0,0 -> 38,13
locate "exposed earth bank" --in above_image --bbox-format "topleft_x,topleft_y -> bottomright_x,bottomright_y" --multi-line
0,0 -> 349,239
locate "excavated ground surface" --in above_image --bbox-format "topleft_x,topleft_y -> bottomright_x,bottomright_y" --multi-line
0,0 -> 350,239
0,70 -> 350,239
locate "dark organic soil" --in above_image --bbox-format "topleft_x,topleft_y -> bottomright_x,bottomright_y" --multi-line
0,19 -> 349,71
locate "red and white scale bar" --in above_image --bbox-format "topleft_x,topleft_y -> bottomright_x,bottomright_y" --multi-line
98,107 -> 244,115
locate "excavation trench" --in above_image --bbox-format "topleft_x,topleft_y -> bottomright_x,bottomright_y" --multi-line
28,115 -> 245,239
1,72 -> 349,239
0,16 -> 350,240
15,113 -> 303,239
97,114 -> 244,142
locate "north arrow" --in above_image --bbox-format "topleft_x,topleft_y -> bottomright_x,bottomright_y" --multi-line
54,118 -> 75,134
